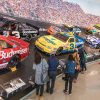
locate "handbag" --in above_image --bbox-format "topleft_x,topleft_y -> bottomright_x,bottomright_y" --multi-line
41,59 -> 49,83
76,64 -> 81,71
41,74 -> 49,83
84,53 -> 88,61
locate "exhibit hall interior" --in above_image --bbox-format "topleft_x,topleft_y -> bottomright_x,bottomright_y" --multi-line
0,0 -> 100,100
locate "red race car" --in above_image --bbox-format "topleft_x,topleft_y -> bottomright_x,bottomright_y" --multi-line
0,35 -> 29,69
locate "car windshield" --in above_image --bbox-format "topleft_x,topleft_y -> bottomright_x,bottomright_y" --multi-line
53,33 -> 68,42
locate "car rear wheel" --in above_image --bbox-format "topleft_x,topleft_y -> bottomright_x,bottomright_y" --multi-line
56,47 -> 63,55
7,54 -> 21,69
25,34 -> 33,41
96,44 -> 100,49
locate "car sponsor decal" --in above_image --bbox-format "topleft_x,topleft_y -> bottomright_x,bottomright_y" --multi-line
3,31 -> 20,38
0,62 -> 8,69
51,38 -> 56,40
0,48 -> 28,59
44,37 -> 56,45
12,31 -> 20,38
39,28 -> 47,31
70,43 -> 74,49
22,30 -> 38,34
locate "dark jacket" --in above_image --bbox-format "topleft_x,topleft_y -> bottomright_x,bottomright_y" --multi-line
48,55 -> 59,71
78,48 -> 86,63
65,60 -> 76,74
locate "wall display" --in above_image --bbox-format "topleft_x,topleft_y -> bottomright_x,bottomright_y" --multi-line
0,14 -> 100,100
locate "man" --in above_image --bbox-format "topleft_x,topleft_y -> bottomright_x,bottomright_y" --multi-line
46,52 -> 59,94
78,47 -> 87,73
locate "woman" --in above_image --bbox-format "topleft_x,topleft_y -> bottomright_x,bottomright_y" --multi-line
73,49 -> 80,83
33,51 -> 48,99
64,54 -> 76,95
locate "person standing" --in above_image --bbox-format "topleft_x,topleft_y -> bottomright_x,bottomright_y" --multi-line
64,55 -> 76,95
33,51 -> 48,99
78,47 -> 87,73
46,53 -> 59,94
73,49 -> 80,83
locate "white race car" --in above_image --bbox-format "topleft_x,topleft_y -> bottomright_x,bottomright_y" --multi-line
85,35 -> 100,49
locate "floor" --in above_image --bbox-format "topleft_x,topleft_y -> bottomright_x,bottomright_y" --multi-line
23,61 -> 100,100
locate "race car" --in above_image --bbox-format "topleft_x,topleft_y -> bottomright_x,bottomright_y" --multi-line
0,35 -> 29,69
85,35 -> 100,49
63,24 -> 73,29
63,24 -> 81,35
93,24 -> 100,33
35,32 -> 85,55
85,27 -> 97,34
47,26 -> 62,35
0,19 -> 39,41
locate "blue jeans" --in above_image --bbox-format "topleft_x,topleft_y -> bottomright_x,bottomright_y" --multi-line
64,73 -> 74,94
46,71 -> 57,93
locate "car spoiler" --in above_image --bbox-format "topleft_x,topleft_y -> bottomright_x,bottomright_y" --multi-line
7,36 -> 29,47
26,23 -> 39,30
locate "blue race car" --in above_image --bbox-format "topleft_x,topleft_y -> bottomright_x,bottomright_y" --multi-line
85,35 -> 100,49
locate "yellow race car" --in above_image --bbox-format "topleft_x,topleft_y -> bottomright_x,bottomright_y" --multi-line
35,32 -> 84,55
93,24 -> 100,33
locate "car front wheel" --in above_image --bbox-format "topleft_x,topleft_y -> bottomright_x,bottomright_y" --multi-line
96,44 -> 100,49
56,47 -> 63,55
25,34 -> 33,41
7,54 -> 21,69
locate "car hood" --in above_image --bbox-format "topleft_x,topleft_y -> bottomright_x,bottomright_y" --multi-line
37,35 -> 65,49
76,40 -> 84,47
75,34 -> 85,47
92,39 -> 100,43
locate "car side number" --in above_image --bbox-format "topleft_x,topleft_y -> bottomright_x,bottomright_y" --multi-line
70,43 -> 74,49
3,31 -> 9,37
12,31 -> 20,38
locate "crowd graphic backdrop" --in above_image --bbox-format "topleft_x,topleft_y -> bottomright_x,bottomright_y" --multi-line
63,0 -> 100,16
0,0 -> 100,27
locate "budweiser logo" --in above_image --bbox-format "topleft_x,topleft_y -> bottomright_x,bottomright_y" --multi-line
0,48 -> 28,59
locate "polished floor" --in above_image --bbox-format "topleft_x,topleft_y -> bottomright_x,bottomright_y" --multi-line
23,61 -> 100,100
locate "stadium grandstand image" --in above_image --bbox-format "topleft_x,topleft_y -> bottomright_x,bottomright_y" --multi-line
0,0 -> 100,100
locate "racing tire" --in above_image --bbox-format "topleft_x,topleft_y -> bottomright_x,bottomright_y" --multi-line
96,44 -> 100,49
7,54 -> 21,69
56,47 -> 63,55
85,40 -> 88,44
25,34 -> 33,41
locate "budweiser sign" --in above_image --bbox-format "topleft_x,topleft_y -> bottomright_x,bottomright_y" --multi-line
0,48 -> 28,59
